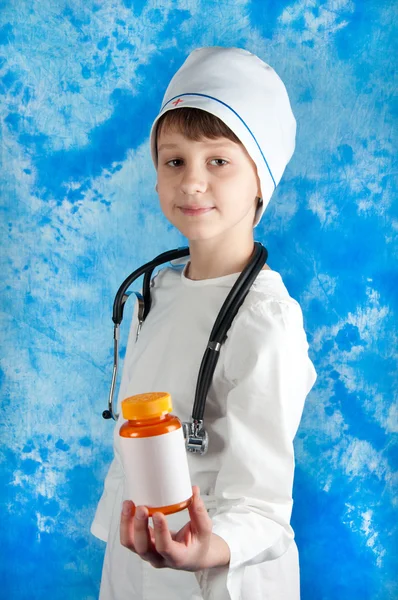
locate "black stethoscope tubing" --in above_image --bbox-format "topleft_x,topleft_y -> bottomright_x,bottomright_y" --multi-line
192,242 -> 267,421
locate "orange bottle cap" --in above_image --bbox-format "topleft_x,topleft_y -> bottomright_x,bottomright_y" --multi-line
121,392 -> 172,420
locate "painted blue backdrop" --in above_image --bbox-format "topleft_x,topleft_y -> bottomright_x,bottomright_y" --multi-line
1,1 -> 396,598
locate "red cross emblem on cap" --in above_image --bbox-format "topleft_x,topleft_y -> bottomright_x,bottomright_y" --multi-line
172,98 -> 183,106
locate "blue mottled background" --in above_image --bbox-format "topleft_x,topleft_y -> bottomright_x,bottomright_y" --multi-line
1,1 -> 396,598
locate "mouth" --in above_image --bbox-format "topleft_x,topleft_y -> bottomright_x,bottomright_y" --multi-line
179,206 -> 215,216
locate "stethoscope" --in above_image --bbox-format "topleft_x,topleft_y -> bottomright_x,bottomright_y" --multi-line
102,241 -> 268,455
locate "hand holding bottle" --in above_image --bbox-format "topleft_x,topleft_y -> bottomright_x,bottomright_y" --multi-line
120,485 -> 231,571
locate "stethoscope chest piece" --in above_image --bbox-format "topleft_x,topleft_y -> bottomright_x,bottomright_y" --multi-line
182,419 -> 209,455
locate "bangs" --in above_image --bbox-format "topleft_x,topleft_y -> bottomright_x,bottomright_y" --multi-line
155,107 -> 241,146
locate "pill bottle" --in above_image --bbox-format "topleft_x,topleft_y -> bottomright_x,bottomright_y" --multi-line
119,391 -> 193,517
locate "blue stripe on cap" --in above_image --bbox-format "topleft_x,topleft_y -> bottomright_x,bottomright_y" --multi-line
161,92 -> 276,189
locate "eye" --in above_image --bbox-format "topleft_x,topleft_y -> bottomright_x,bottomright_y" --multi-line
165,159 -> 183,167
209,159 -> 228,167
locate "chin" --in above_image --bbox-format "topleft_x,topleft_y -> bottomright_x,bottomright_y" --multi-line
183,226 -> 229,243
168,220 -> 216,241
179,228 -> 214,242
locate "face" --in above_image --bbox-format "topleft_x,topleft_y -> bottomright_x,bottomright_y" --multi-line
155,127 -> 262,243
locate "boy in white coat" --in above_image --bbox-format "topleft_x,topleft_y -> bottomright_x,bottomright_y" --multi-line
91,46 -> 317,599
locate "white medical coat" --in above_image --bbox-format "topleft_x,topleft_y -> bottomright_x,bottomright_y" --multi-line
91,261 -> 317,599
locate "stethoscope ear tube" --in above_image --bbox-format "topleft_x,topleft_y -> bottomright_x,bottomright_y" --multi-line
102,323 -> 121,420
112,247 -> 190,325
106,247 -> 190,420
103,292 -> 145,420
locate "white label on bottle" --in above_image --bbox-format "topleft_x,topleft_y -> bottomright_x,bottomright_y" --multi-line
119,427 -> 193,508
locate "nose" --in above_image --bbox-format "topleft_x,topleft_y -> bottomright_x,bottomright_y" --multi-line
179,163 -> 207,195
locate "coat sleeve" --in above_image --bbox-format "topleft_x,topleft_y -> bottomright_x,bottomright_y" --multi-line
195,298 -> 317,600
90,296 -> 141,542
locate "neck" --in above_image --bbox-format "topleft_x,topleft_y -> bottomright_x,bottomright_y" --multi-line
186,232 -> 255,280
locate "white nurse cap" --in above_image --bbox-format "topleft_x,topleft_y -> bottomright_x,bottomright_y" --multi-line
149,46 -> 296,226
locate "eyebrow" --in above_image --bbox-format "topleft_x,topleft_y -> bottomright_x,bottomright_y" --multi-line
158,141 -> 236,152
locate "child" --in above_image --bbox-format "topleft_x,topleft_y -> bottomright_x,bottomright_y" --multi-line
91,46 -> 317,600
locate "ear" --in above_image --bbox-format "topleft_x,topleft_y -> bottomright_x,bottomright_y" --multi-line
254,196 -> 263,210
255,172 -> 262,200
253,197 -> 263,226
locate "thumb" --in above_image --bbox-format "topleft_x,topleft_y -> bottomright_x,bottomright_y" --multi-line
188,486 -> 212,537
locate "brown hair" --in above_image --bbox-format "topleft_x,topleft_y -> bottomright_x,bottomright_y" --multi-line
155,107 -> 242,149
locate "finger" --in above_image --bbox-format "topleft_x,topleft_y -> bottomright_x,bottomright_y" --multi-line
120,500 -> 136,551
152,511 -> 177,561
134,506 -> 153,557
188,486 -> 212,538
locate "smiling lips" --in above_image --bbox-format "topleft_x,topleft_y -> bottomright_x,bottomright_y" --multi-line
179,206 -> 215,216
